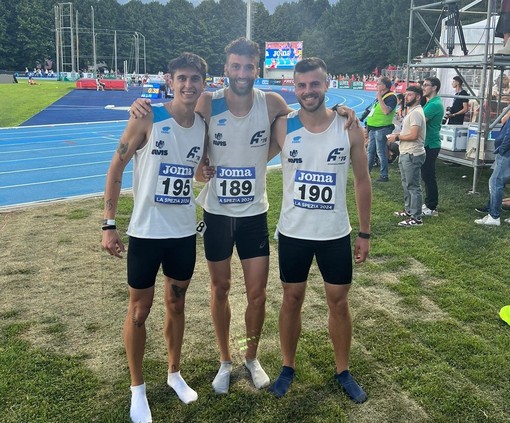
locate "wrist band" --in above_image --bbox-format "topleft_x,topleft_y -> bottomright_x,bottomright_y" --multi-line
102,219 -> 115,226
395,135 -> 400,142
358,232 -> 371,239
102,225 -> 117,231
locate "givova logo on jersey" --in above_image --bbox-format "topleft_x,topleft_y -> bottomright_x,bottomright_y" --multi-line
287,149 -> 303,163
213,132 -> 226,147
326,148 -> 347,164
250,130 -> 268,147
152,139 -> 168,156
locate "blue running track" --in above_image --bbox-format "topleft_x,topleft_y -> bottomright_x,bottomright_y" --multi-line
0,86 -> 375,210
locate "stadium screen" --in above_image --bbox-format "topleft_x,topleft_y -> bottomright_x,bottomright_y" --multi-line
265,41 -> 303,69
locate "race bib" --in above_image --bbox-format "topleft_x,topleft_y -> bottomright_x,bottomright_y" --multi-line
293,169 -> 336,210
155,163 -> 193,204
215,166 -> 255,204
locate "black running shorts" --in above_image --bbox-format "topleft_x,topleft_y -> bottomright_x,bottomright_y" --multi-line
127,235 -> 196,289
202,211 -> 269,262
278,232 -> 352,285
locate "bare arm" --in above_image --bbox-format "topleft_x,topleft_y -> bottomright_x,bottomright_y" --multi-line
268,115 -> 287,160
129,98 -> 154,119
195,124 -> 212,183
335,105 -> 360,129
387,124 -> 420,143
266,91 -> 291,122
101,115 -> 151,258
194,94 -> 214,182
459,101 -> 469,115
349,125 -> 372,264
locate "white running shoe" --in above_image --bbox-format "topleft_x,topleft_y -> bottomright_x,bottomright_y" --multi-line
474,215 -> 500,226
504,217 -> 510,224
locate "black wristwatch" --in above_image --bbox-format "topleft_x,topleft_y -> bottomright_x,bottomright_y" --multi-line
358,232 -> 371,239
395,135 -> 400,142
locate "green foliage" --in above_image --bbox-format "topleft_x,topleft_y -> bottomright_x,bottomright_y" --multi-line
0,0 -> 451,76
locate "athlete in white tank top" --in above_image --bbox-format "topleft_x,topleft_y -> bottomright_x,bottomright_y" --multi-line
277,110 -> 352,241
196,87 -> 271,217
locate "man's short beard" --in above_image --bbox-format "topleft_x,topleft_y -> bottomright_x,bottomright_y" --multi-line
298,95 -> 325,112
228,78 -> 255,96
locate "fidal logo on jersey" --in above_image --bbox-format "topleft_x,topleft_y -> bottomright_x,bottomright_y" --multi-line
217,118 -> 227,126
292,136 -> 301,144
213,132 -> 226,146
152,139 -> 168,156
288,149 -> 302,163
250,130 -> 267,146
326,148 -> 347,164
161,126 -> 171,134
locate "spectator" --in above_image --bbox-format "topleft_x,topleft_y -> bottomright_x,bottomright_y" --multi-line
447,76 -> 469,124
96,77 -> 106,91
366,76 -> 398,182
421,77 -> 444,217
496,0 -> 510,55
475,109 -> 510,225
387,85 -> 427,227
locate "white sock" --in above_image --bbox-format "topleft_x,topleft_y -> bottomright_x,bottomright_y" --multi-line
130,383 -> 152,423
167,370 -> 198,404
212,361 -> 232,394
244,358 -> 270,389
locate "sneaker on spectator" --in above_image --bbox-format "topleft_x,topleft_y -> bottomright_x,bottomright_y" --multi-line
504,217 -> 510,224
393,210 -> 410,217
475,205 -> 489,214
398,217 -> 423,227
422,206 -> 438,217
376,176 -> 389,182
474,215 -> 500,226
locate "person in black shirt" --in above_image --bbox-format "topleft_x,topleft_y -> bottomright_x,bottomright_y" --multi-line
446,76 -> 468,124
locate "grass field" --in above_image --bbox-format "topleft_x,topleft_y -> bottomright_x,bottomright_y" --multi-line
0,80 -> 75,127
1,85 -> 509,422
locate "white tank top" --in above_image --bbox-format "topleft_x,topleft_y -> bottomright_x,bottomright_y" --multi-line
277,111 -> 352,241
196,88 -> 270,217
127,104 -> 205,239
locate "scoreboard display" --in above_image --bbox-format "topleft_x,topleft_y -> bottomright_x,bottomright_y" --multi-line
141,83 -> 162,99
265,41 -> 303,69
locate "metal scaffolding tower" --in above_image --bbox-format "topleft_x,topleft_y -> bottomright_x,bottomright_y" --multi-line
407,0 -> 510,193
55,3 -> 76,75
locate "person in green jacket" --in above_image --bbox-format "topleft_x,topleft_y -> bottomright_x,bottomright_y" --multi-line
365,76 -> 398,182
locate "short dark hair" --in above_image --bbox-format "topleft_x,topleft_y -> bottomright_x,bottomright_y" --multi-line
406,85 -> 423,97
379,76 -> 392,90
424,76 -> 441,92
225,37 -> 260,61
294,57 -> 327,78
453,76 -> 463,85
168,52 -> 207,81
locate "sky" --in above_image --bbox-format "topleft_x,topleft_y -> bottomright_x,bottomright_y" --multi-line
116,0 -> 296,13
